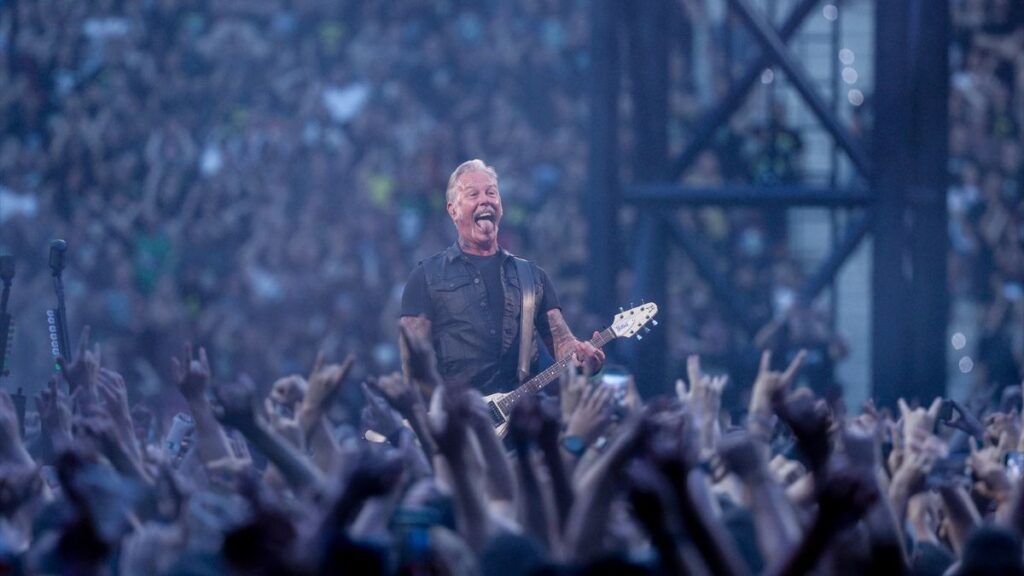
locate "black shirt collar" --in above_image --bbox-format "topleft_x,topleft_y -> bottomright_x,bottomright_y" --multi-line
445,242 -> 512,263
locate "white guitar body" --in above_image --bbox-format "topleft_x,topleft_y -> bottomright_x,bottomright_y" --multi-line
482,391 -> 513,438
366,303 -> 658,442
479,303 -> 658,439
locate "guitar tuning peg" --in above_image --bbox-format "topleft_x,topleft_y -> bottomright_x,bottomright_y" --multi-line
644,326 -> 651,333
652,320 -> 659,326
619,307 -> 624,312
636,334 -> 643,341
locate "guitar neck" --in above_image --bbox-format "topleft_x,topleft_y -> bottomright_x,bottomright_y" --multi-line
495,328 -> 616,415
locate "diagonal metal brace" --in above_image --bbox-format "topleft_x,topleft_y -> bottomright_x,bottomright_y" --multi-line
671,0 -> 822,181
799,210 -> 874,303
667,221 -> 760,333
728,0 -> 872,177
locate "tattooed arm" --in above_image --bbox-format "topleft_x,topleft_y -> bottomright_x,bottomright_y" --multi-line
545,309 -> 605,373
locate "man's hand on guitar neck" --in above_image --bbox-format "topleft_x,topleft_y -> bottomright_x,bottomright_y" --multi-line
548,309 -> 605,373
574,333 -> 605,375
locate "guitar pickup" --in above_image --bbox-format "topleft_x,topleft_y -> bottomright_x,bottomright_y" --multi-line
486,401 -> 505,426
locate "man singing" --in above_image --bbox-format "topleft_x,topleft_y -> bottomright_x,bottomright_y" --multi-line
400,159 -> 604,394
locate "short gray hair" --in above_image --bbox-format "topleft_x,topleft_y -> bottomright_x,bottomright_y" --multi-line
446,159 -> 498,203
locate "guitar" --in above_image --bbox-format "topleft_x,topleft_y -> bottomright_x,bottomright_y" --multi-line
484,302 -> 658,438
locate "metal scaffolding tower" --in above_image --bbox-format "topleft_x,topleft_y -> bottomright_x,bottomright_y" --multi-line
587,0 -> 949,404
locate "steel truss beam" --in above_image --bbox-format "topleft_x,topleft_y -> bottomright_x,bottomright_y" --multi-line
670,0 -> 822,180
626,184 -> 874,207
728,0 -> 872,177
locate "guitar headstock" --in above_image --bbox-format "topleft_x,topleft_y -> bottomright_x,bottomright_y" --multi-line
609,303 -> 659,340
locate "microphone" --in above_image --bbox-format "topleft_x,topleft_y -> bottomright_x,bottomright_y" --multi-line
48,240 -> 67,276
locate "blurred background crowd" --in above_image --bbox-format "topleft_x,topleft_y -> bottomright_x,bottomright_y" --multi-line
0,0 -> 887,403
0,0 -> 1023,573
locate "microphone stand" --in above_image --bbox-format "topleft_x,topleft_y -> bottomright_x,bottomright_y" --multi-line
49,240 -> 72,367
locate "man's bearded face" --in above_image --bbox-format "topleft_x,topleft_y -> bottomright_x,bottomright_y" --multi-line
448,170 -> 502,248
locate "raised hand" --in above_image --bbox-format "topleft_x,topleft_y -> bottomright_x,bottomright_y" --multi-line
36,377 -> 73,445
399,324 -> 441,388
360,379 -> 404,440
968,438 -> 1012,503
774,389 -> 833,473
305,352 -> 355,413
366,365 -> 422,417
940,399 -> 984,439
57,325 -> 101,392
75,412 -> 121,454
0,463 -> 42,515
898,397 -> 943,450
429,387 -> 470,462
507,395 -> 544,449
559,366 -> 589,423
96,369 -> 132,428
269,376 -> 307,415
842,420 -> 881,470
0,390 -> 28,463
983,411 -> 1021,452
171,344 -> 211,403
564,383 -> 614,445
749,349 -> 806,417
264,398 -> 304,450
212,376 -> 260,432
717,429 -> 769,482
676,355 -> 728,455
889,447 -> 939,505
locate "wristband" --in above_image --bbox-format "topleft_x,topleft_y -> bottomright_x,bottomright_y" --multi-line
561,435 -> 587,457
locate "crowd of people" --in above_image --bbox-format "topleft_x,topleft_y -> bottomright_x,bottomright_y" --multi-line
0,0 -> 1022,572
1,0 -> 597,392
948,0 -> 1024,391
0,0 -> 823,400
0,322 -> 1023,574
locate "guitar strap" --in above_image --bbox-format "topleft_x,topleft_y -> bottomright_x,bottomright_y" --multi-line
514,257 -> 536,384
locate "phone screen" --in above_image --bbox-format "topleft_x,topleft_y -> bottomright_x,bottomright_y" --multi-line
1006,452 -> 1024,482
601,366 -> 630,406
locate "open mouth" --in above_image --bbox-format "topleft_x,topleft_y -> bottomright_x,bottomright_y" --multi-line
474,211 -> 496,230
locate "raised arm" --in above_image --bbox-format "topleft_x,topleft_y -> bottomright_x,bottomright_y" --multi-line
718,430 -> 802,566
213,376 -> 326,497
171,344 -> 234,467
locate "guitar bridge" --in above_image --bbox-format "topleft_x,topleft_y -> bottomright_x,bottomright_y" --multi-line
486,401 -> 505,426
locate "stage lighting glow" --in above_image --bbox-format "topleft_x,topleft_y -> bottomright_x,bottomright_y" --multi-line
951,332 -> 966,350
839,48 -> 855,65
958,356 -> 974,373
761,68 -> 775,84
848,89 -> 864,106
823,5 -> 838,21
842,67 -> 858,84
